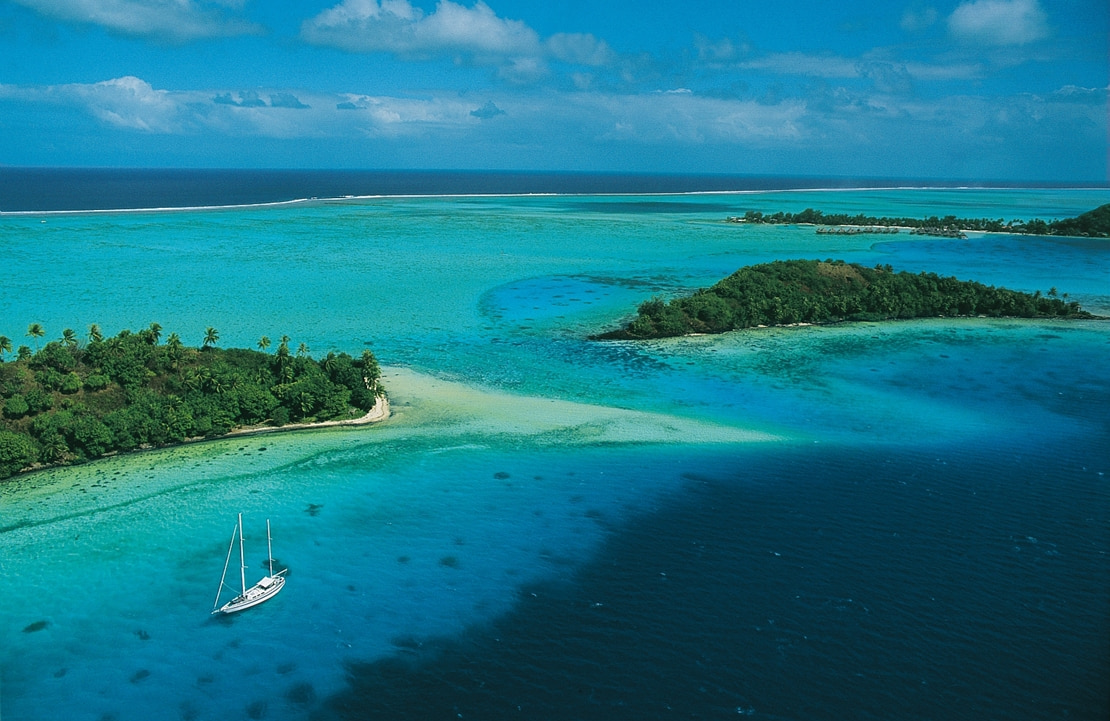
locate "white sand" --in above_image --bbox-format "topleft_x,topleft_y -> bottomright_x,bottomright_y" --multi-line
377,366 -> 784,445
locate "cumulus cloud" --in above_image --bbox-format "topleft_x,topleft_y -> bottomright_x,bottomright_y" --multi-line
1047,84 -> 1108,104
858,61 -> 914,94
0,77 -> 337,140
302,0 -> 539,57
545,33 -> 615,67
694,35 -> 751,64
0,74 -> 811,149
470,100 -> 505,119
60,76 -> 185,131
592,91 -> 805,144
270,93 -> 310,109
947,0 -> 1049,45
737,52 -> 862,79
214,91 -> 266,107
302,0 -> 618,83
9,0 -> 261,41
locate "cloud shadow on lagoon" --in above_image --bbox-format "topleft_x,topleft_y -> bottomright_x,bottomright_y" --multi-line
317,444 -> 1110,721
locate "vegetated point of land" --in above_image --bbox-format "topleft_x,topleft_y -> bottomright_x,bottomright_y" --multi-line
595,259 -> 1096,340
0,325 -> 383,480
724,202 -> 1110,237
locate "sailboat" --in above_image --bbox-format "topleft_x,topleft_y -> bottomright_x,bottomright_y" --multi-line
211,513 -> 286,615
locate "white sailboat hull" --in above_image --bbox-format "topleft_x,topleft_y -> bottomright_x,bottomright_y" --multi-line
212,513 -> 286,615
215,573 -> 285,615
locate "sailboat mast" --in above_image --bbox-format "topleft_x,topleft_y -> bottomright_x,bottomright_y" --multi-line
238,512 -> 246,595
213,523 -> 238,612
267,519 -> 274,577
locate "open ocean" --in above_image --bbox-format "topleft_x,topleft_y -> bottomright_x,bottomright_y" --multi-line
1,169 -> 1108,721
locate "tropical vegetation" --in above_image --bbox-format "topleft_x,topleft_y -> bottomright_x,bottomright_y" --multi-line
729,203 -> 1110,237
595,259 -> 1095,340
0,323 -> 383,480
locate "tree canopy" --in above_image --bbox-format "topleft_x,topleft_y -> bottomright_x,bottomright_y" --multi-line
595,259 -> 1095,340
728,203 -> 1110,237
0,325 -> 384,480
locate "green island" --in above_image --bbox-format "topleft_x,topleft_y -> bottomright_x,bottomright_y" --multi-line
595,259 -> 1096,340
0,324 -> 384,480
727,202 -> 1110,237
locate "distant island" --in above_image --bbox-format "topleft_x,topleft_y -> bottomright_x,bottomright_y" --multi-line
726,203 -> 1110,237
0,324 -> 384,480
595,259 -> 1095,340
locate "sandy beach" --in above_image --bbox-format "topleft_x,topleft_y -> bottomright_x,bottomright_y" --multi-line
226,392 -> 390,437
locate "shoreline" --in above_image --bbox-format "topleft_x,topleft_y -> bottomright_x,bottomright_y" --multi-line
8,394 -> 390,481
224,393 -> 390,437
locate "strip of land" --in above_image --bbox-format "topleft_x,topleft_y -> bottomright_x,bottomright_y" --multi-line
725,202 -> 1110,237
596,259 -> 1096,340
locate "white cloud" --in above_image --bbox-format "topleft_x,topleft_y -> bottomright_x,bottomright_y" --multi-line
903,61 -> 984,81
302,0 -> 540,57
545,33 -> 616,67
10,76 -> 189,132
947,0 -> 1049,45
1047,84 -> 1108,104
9,0 -> 261,41
0,74 -> 808,148
559,91 -> 806,145
0,78 -> 330,136
303,0 -> 618,84
737,52 -> 862,79
695,35 -> 749,64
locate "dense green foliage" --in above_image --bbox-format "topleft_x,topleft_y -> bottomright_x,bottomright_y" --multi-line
1044,204 -> 1110,237
731,203 -> 1110,237
0,325 -> 383,480
596,259 -> 1094,340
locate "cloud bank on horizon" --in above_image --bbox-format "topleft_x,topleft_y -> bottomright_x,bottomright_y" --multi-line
0,0 -> 1105,180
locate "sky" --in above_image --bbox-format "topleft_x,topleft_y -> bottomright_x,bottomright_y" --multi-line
0,0 -> 1106,180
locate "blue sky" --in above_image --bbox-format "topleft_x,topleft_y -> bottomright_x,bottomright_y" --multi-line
0,0 -> 1106,180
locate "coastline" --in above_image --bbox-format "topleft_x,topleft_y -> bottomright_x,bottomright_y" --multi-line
8,394 -> 390,482
225,393 -> 390,437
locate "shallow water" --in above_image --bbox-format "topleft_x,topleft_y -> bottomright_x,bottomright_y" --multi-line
1,187 -> 1108,720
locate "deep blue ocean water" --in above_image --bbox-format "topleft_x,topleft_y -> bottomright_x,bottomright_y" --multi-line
2,167 -> 1105,212
0,170 -> 1108,721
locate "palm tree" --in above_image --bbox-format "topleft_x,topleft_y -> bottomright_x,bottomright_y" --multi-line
258,336 -> 271,352
297,342 -> 309,358
202,327 -> 219,349
0,335 -> 11,361
61,328 -> 78,348
148,322 -> 162,345
165,333 -> 184,368
361,349 -> 380,389
88,323 -> 103,343
26,323 -> 45,352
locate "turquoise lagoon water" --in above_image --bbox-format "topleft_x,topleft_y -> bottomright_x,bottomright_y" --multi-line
1,185 -> 1109,720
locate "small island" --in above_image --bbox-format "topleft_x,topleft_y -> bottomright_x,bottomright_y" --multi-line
0,324 -> 384,480
595,259 -> 1095,340
726,203 -> 1110,238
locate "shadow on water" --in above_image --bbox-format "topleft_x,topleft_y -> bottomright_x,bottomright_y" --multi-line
315,442 -> 1110,721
